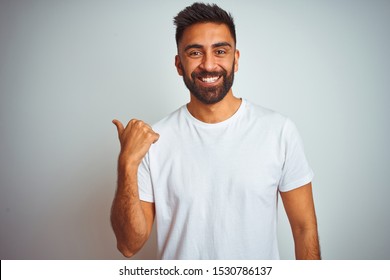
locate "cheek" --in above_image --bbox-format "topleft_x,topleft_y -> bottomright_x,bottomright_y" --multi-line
183,65 -> 197,79
183,59 -> 202,72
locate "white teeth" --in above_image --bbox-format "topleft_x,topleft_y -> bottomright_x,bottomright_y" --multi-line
201,76 -> 219,83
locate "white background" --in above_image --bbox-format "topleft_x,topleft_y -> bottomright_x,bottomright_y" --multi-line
0,0 -> 389,259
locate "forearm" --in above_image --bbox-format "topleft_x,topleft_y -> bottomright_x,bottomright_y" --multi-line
110,162 -> 149,257
292,227 -> 321,260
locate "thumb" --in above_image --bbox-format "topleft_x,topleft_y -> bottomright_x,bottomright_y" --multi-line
112,119 -> 124,137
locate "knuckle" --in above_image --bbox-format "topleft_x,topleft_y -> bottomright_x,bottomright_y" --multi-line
132,120 -> 143,127
145,132 -> 155,140
128,119 -> 136,127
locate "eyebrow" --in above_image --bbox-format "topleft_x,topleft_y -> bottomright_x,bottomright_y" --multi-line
184,44 -> 203,52
212,42 -> 232,48
183,41 -> 233,52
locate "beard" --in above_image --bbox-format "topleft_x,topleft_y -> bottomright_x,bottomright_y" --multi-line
182,61 -> 235,105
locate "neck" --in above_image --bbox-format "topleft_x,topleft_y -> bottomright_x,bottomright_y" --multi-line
186,91 -> 242,123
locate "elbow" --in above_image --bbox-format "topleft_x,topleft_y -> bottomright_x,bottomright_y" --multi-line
292,220 -> 318,235
116,235 -> 148,258
291,224 -> 318,240
117,242 -> 137,258
111,219 -> 151,258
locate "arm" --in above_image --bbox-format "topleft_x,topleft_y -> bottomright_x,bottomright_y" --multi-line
280,182 -> 321,260
110,119 -> 159,258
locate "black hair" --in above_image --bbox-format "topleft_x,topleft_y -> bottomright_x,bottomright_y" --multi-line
173,2 -> 236,47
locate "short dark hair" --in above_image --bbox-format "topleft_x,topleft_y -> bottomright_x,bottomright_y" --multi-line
173,2 -> 236,47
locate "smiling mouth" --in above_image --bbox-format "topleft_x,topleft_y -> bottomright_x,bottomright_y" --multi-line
198,76 -> 221,84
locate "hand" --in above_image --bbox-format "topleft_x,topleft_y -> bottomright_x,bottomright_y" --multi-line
112,119 -> 160,168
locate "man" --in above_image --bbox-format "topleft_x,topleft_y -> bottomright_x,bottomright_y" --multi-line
111,3 -> 320,260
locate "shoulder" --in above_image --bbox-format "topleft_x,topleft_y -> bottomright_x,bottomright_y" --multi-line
243,100 -> 305,143
151,105 -> 186,133
243,99 -> 289,128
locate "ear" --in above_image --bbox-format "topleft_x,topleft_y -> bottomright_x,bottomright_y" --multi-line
175,55 -> 184,76
234,49 -> 240,73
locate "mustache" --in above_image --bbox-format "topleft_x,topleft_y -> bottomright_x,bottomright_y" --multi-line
191,70 -> 227,79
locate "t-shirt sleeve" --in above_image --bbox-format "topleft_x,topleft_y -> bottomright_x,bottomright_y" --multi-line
137,153 -> 155,202
278,118 -> 314,192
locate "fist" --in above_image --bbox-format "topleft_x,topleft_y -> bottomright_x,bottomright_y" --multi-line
112,119 -> 159,167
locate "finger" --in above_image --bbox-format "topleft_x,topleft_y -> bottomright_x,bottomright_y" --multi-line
126,119 -> 141,131
143,122 -> 153,130
132,119 -> 154,134
152,132 -> 160,144
112,119 -> 124,137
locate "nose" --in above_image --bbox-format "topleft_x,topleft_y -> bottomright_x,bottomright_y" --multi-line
199,53 -> 217,72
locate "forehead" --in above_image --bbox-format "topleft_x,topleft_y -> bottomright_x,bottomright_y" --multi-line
179,22 -> 235,49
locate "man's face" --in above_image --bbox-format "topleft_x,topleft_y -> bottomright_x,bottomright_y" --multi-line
175,22 -> 239,104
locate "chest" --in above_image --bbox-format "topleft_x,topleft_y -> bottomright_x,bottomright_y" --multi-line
149,126 -> 284,206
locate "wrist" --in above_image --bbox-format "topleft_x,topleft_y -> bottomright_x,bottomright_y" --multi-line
118,154 -> 140,174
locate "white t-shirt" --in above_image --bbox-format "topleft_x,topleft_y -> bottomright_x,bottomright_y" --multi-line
138,99 -> 314,259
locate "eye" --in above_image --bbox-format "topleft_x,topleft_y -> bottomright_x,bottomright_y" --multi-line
189,51 -> 202,57
215,49 -> 226,55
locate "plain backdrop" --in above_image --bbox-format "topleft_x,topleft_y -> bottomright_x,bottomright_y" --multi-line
1,0 -> 389,260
